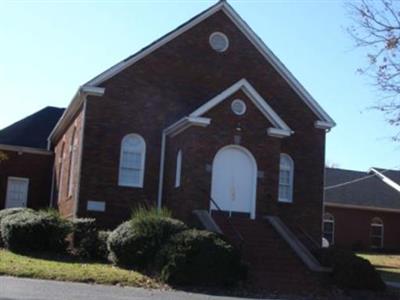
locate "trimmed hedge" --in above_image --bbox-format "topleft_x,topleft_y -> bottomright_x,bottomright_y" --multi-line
0,209 -> 72,253
73,218 -> 97,258
108,217 -> 187,269
317,248 -> 386,291
157,229 -> 246,286
0,208 -> 34,247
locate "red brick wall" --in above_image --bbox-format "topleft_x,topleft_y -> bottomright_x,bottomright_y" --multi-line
53,109 -> 84,219
325,205 -> 400,250
75,10 -> 326,233
0,149 -> 53,210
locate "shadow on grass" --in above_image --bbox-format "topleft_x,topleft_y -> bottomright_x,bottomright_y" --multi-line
12,250 -> 106,265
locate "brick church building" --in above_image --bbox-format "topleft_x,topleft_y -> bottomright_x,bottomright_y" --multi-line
0,1 -> 336,288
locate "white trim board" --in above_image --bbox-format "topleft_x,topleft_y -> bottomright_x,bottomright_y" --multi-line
190,78 -> 292,138
325,202 -> 400,214
0,144 -> 53,156
369,168 -> 400,193
84,1 -> 335,128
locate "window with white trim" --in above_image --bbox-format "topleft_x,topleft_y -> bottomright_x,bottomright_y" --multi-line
58,142 -> 65,202
370,217 -> 384,249
323,213 -> 335,246
278,154 -> 294,202
67,128 -> 78,197
118,134 -> 146,187
175,149 -> 182,188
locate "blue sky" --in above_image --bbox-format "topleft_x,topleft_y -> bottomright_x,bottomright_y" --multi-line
0,0 -> 398,171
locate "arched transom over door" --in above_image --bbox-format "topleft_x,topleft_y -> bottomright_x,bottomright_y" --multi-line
211,145 -> 257,219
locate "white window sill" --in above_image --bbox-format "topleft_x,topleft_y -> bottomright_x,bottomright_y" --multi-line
278,198 -> 293,203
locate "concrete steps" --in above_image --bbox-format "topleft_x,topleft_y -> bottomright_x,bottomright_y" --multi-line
211,212 -> 322,291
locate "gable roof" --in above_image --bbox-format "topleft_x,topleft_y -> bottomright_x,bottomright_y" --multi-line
83,1 -> 335,129
190,78 -> 293,138
325,167 -> 400,211
0,107 -> 64,150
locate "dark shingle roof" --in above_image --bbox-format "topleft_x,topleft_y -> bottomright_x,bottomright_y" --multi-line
325,167 -> 400,210
0,107 -> 65,149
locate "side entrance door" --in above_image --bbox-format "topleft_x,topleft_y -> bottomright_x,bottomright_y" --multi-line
211,145 -> 257,219
5,177 -> 29,208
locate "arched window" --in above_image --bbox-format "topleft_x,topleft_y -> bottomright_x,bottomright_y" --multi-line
175,149 -> 182,188
58,142 -> 65,202
323,213 -> 335,246
67,128 -> 78,197
118,134 -> 146,187
370,217 -> 384,249
278,154 -> 294,202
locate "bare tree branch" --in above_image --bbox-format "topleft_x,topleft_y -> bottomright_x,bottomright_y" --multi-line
347,0 -> 400,141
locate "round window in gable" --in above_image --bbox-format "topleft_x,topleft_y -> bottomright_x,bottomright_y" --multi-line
209,32 -> 229,52
231,99 -> 246,115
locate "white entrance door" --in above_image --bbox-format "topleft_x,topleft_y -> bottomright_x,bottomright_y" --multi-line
211,145 -> 257,219
5,177 -> 29,208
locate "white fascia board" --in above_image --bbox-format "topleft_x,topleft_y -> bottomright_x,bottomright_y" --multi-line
165,116 -> 211,137
221,3 -> 336,129
369,168 -> 400,193
267,128 -> 292,138
190,78 -> 292,135
85,2 -> 225,87
47,86 -> 105,147
83,2 -> 335,129
0,144 -> 53,155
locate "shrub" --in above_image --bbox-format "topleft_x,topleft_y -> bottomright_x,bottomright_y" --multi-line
108,209 -> 187,269
97,230 -> 111,261
0,208 -> 33,247
157,229 -> 246,286
317,248 -> 385,291
72,218 -> 97,258
1,209 -> 72,253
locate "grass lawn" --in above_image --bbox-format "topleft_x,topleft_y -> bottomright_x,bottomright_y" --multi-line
0,249 -> 162,288
358,253 -> 400,283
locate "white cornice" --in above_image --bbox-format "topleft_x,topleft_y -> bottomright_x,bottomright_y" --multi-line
0,144 -> 53,156
83,1 -> 335,129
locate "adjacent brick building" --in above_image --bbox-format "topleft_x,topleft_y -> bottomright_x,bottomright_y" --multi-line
0,1 -> 336,289
324,167 -> 400,251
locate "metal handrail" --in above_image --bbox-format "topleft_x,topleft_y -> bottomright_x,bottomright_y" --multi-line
198,187 -> 245,249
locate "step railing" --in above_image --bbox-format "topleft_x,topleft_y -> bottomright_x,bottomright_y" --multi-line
198,187 -> 245,250
265,216 -> 331,273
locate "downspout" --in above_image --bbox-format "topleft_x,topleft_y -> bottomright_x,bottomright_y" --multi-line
157,131 -> 167,209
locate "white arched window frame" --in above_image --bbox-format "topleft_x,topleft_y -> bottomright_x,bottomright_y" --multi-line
58,142 -> 65,202
175,150 -> 182,188
278,154 -> 294,203
67,128 -> 78,197
370,217 -> 384,249
323,213 -> 335,246
118,134 -> 146,188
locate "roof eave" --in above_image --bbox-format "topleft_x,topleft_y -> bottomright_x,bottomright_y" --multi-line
47,86 -> 105,149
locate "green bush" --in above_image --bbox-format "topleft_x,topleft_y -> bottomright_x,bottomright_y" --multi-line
108,208 -> 187,269
73,218 -> 97,258
317,248 -> 385,291
0,209 -> 72,253
157,229 -> 246,286
97,230 -> 111,261
0,208 -> 33,247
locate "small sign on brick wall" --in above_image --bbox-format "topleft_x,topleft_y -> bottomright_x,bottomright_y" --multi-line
87,200 -> 106,212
